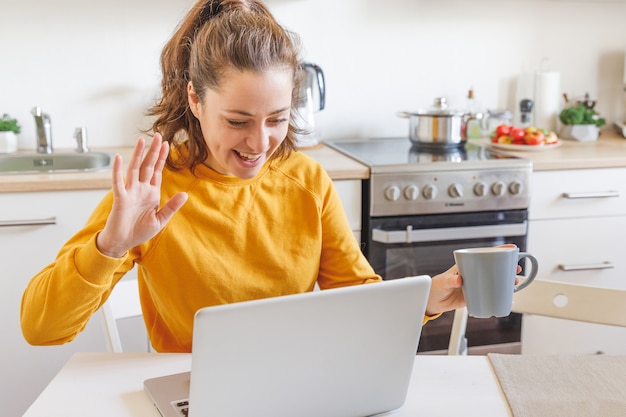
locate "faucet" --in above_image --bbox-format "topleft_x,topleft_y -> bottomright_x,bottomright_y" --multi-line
74,127 -> 89,153
31,106 -> 53,153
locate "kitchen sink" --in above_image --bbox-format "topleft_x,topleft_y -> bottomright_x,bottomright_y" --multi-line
0,152 -> 113,174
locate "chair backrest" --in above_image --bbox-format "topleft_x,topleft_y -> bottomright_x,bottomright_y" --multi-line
447,280 -> 626,356
512,280 -> 626,327
100,279 -> 151,352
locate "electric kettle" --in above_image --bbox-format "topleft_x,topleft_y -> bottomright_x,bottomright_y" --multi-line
294,62 -> 325,147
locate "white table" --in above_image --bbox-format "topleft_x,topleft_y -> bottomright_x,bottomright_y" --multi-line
23,353 -> 512,417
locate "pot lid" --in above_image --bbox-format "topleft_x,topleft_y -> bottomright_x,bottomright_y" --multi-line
400,97 -> 468,117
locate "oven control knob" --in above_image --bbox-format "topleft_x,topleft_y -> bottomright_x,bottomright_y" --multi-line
384,185 -> 401,201
448,184 -> 463,198
508,181 -> 524,195
491,181 -> 506,197
473,182 -> 488,197
422,184 -> 437,200
404,185 -> 420,201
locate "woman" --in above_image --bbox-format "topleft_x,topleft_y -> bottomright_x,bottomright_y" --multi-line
20,0 -> 464,353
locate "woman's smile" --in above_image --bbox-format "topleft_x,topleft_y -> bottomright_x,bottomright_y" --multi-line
233,149 -> 263,163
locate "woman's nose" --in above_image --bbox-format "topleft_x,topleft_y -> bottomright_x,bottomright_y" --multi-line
246,125 -> 270,150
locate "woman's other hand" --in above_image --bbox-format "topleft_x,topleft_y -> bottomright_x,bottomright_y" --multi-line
96,134 -> 188,258
425,265 -> 464,316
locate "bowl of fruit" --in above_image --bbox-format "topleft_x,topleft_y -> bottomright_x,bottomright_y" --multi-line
489,124 -> 560,151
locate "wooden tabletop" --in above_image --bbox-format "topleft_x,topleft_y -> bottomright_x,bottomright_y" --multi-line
22,352 -> 512,417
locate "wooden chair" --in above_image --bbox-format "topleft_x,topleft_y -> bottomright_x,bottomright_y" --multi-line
448,280 -> 626,355
511,280 -> 626,327
100,279 -> 152,352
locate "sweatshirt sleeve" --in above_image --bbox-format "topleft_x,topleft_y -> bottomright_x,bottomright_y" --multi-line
20,192 -> 136,346
316,172 -> 382,289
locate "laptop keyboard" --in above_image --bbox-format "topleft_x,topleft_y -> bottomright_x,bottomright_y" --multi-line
171,399 -> 189,417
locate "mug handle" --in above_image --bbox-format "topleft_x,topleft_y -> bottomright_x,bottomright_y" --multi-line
514,252 -> 538,292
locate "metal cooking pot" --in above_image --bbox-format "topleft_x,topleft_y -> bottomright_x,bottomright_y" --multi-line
399,97 -> 482,147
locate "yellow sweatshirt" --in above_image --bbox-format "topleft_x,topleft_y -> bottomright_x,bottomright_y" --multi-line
20,149 -> 382,352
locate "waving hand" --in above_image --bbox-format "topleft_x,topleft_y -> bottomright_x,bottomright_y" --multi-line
96,134 -> 188,258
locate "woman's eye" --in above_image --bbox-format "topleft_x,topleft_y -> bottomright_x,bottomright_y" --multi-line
227,120 -> 247,128
269,118 -> 288,126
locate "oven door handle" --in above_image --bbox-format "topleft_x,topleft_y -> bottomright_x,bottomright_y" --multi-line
372,221 -> 527,244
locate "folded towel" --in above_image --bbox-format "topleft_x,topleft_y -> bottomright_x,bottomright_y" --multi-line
488,353 -> 626,417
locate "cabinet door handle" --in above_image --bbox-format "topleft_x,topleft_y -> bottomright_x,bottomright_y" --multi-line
0,217 -> 57,227
558,262 -> 614,271
562,191 -> 619,199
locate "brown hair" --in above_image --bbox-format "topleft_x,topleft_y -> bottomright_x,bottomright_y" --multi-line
147,0 -> 303,172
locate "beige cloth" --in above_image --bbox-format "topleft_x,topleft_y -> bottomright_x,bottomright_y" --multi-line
488,353 -> 626,417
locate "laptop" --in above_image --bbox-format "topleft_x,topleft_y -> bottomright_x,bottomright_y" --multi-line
144,275 -> 431,417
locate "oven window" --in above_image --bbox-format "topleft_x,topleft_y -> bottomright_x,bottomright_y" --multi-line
384,239 -> 507,280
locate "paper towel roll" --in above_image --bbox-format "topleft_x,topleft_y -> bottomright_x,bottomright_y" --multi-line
533,71 -> 560,132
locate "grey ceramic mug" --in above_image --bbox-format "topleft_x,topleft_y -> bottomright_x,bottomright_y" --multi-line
453,247 -> 538,318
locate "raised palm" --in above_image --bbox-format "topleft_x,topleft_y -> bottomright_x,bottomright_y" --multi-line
96,134 -> 188,258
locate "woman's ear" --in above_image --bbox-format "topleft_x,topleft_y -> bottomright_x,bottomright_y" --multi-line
188,82 -> 200,118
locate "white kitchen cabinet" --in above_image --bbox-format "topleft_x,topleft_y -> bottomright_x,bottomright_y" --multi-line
522,168 -> 626,354
333,179 -> 362,242
0,190 -> 113,417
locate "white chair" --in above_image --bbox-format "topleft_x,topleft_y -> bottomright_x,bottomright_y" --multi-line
447,280 -> 626,355
447,307 -> 469,355
101,279 -> 153,352
511,280 -> 626,328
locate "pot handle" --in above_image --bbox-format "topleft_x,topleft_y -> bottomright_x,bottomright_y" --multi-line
397,111 -> 411,118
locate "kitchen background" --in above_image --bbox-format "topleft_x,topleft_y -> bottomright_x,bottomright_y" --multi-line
1,0 -> 625,150
2,1 -> 626,415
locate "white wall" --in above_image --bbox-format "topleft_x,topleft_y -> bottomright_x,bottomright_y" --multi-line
271,0 -> 626,140
1,0 -> 625,150
1,0 -> 196,150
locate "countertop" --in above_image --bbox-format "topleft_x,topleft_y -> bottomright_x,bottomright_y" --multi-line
3,130 -> 626,193
0,144 -> 370,194
474,129 -> 626,171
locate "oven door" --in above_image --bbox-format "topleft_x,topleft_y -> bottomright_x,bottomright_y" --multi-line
365,209 -> 528,353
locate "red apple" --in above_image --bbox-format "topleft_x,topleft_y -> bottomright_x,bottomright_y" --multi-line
495,124 -> 511,137
524,130 -> 545,145
510,128 -> 526,142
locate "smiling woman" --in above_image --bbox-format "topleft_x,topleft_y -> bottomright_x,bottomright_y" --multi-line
20,0 -> 467,356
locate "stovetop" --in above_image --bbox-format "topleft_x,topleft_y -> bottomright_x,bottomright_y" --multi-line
326,138 -> 533,216
326,138 -> 531,174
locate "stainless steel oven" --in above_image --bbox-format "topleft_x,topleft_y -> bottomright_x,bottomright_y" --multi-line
327,138 -> 533,354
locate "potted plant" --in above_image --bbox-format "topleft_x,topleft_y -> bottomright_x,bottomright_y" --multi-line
0,113 -> 20,153
558,97 -> 605,142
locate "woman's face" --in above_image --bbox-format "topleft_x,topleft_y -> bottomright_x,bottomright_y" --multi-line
188,68 -> 293,179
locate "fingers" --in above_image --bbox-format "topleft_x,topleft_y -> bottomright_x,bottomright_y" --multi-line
111,153 -> 125,197
151,140 -> 169,187
139,133 -> 165,183
124,134 -> 169,187
126,137 -> 147,186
